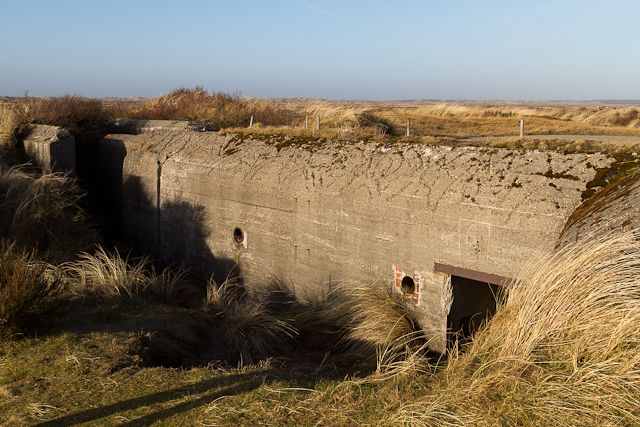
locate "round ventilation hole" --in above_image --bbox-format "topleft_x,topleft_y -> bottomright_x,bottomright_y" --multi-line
233,227 -> 244,244
401,276 -> 415,294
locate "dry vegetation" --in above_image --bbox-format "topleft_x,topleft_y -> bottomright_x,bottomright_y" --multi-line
390,102 -> 640,136
1,90 -> 640,424
0,242 -> 63,339
116,86 -> 301,129
3,222 -> 637,425
269,99 -> 640,138
3,89 -> 640,150
395,230 -> 640,426
0,96 -> 110,146
0,166 -> 97,261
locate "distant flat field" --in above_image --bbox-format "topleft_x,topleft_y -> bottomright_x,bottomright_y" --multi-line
4,95 -> 640,141
269,99 -> 640,138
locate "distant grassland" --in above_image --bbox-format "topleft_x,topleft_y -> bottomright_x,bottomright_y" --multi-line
2,87 -> 640,146
279,98 -> 640,137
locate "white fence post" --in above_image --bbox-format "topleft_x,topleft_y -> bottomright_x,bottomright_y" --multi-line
249,115 -> 254,128
519,119 -> 524,137
317,115 -> 320,131
305,114 -> 309,129
406,119 -> 411,137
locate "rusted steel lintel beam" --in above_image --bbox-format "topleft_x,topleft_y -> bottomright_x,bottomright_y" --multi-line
433,262 -> 513,287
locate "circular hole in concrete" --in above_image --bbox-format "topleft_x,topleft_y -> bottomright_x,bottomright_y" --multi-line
233,227 -> 244,244
401,276 -> 415,294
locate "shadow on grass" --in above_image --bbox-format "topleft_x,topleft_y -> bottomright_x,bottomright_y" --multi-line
34,371 -> 267,426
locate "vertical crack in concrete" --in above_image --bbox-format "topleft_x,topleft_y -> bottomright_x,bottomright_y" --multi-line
155,153 -> 172,253
156,157 -> 163,252
154,137 -> 192,253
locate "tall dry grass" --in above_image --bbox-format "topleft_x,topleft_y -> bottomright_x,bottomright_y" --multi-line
317,283 -> 420,358
50,253 -> 424,367
553,106 -> 640,128
0,166 -> 97,260
121,87 -> 302,128
0,96 -> 111,145
407,103 -> 640,128
5,93 -> 638,146
64,246 -> 198,306
0,241 -> 62,338
200,277 -> 424,367
0,103 -> 20,145
0,164 -> 98,338
298,101 -> 398,136
205,278 -> 298,364
395,230 -> 640,426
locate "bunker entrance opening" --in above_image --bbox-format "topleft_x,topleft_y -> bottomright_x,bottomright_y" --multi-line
447,276 -> 502,345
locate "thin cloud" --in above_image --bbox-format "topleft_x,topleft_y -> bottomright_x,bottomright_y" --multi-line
293,0 -> 342,19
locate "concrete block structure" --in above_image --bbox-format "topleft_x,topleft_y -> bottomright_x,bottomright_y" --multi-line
22,124 -> 76,176
97,126 -> 614,352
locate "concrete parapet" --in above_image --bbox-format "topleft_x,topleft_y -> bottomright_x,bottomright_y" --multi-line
22,124 -> 76,176
108,119 -> 218,135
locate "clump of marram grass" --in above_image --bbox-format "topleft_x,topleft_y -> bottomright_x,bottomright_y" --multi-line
201,277 -> 425,368
0,166 -> 98,260
0,240 -> 62,338
334,283 -> 418,348
283,280 -> 425,367
355,111 -> 397,135
65,246 -> 199,306
395,230 -> 640,427
7,96 -> 110,136
0,103 -> 24,146
0,97 -> 110,152
205,277 -> 297,365
122,87 -> 301,128
65,246 -> 149,298
282,282 -> 425,368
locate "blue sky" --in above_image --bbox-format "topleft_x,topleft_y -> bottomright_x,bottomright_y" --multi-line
1,0 -> 639,99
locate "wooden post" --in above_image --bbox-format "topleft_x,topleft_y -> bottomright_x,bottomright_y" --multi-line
317,115 -> 320,131
305,114 -> 309,129
249,115 -> 254,128
406,119 -> 411,137
519,119 -> 524,137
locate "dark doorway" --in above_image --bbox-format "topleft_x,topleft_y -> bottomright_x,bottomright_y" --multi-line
447,276 -> 502,344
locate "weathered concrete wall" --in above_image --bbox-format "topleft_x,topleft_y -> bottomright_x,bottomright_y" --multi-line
100,129 -> 613,351
22,124 -> 76,176
558,173 -> 640,247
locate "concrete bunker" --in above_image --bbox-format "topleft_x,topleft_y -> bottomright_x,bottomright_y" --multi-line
102,126 -> 615,353
25,120 -> 622,354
